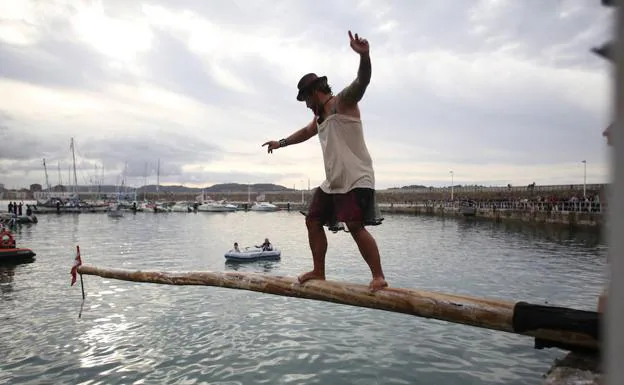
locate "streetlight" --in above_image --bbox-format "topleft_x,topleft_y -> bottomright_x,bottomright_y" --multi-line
300,180 -> 304,204
582,160 -> 587,198
450,170 -> 454,201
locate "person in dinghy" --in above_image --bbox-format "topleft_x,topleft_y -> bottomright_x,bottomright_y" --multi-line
261,30 -> 388,292
256,238 -> 273,251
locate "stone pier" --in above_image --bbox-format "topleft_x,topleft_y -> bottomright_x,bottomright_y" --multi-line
376,204 -> 603,229
543,352 -> 601,384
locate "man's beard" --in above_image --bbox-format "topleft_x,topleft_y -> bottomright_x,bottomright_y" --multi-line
311,100 -> 323,117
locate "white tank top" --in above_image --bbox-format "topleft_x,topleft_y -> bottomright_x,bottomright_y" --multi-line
317,114 -> 375,194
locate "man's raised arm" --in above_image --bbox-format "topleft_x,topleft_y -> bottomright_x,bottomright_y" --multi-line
339,54 -> 371,105
339,31 -> 372,106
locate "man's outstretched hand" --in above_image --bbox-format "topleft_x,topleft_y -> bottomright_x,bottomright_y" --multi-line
262,140 -> 280,154
349,30 -> 369,55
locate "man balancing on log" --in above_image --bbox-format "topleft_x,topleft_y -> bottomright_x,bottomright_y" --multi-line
262,30 -> 388,292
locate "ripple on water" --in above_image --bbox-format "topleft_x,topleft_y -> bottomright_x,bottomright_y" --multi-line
0,210 -> 606,384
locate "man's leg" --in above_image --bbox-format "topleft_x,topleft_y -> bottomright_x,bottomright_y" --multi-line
346,222 -> 387,291
298,188 -> 330,284
298,217 -> 328,283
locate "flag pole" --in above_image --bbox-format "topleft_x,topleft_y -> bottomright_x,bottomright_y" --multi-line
80,274 -> 85,300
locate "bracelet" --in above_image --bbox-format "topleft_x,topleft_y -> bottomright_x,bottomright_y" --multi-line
279,138 -> 288,148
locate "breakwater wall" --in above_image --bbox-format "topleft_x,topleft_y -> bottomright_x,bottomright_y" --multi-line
233,201 -> 603,230
378,203 -> 603,229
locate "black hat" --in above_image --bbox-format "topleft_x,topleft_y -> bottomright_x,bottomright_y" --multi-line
296,73 -> 328,101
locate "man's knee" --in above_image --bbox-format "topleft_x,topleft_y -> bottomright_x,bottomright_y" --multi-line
346,221 -> 364,234
306,216 -> 323,230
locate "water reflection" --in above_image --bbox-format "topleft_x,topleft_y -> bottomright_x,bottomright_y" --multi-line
455,217 -> 604,249
225,260 -> 280,273
0,265 -> 16,296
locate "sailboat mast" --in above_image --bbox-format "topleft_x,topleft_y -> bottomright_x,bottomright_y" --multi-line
70,138 -> 78,194
100,163 -> 104,200
123,162 -> 128,196
57,161 -> 63,187
143,162 -> 148,200
156,158 -> 160,199
42,158 -> 50,191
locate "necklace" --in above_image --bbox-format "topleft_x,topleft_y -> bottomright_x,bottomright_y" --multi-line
316,96 -> 334,124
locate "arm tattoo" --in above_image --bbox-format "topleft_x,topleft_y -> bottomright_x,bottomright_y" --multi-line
338,54 -> 371,104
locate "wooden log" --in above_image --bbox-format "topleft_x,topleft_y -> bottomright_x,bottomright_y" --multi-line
76,265 -> 599,352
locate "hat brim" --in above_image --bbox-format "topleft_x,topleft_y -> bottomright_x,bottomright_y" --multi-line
296,76 -> 327,101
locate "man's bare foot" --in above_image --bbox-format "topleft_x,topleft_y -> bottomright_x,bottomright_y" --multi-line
297,271 -> 325,284
369,277 -> 388,292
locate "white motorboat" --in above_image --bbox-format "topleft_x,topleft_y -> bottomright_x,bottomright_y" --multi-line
224,247 -> 281,262
222,201 -> 239,211
198,200 -> 237,212
144,202 -> 171,213
250,202 -> 280,212
171,202 -> 191,212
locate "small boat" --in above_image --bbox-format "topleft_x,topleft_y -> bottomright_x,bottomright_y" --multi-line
224,247 -> 281,262
198,200 -> 237,212
0,248 -> 36,264
250,202 -> 280,212
143,202 -> 171,213
460,201 -> 477,217
0,214 -> 38,225
107,203 -> 124,218
171,202 -> 192,212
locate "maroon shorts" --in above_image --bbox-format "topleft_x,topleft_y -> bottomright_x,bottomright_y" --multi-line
302,187 -> 383,231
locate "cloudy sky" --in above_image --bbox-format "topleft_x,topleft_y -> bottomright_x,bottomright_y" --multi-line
0,0 -> 615,190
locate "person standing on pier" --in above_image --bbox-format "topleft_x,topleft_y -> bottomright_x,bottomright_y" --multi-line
262,31 -> 388,292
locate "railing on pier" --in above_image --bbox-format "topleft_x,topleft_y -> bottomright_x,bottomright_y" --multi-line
379,201 -> 606,214
382,183 -> 607,194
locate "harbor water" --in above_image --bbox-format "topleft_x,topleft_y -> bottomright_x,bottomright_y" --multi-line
0,203 -> 606,384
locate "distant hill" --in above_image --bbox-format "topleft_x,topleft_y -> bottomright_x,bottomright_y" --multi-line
388,184 -> 490,190
388,184 -> 429,190
198,183 -> 291,193
43,183 -> 292,194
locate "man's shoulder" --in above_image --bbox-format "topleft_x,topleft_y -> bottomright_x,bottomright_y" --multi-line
336,79 -> 362,98
336,78 -> 368,107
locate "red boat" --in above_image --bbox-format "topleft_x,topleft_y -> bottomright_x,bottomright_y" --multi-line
0,248 -> 36,264
0,228 -> 35,264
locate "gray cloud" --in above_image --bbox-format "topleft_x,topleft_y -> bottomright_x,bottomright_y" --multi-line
0,111 -> 73,162
138,29 -> 241,106
78,133 -> 223,177
362,81 -> 604,166
383,1 -> 611,58
0,33 -> 135,92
